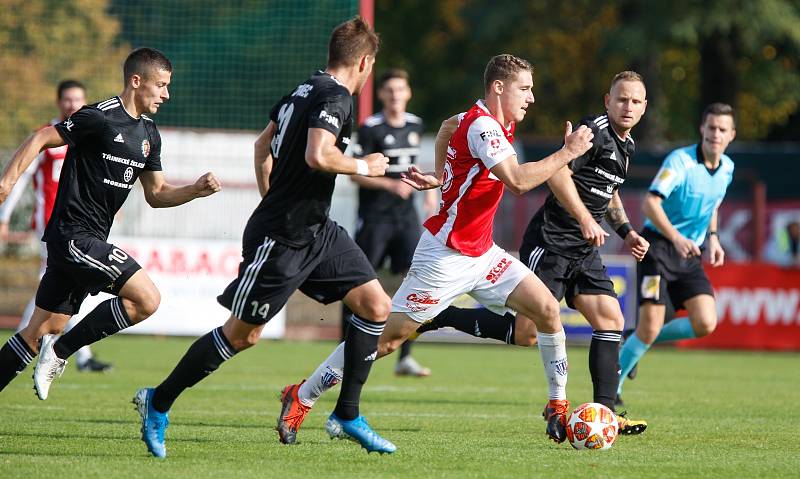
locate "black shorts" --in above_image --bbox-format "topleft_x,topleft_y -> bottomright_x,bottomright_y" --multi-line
637,228 -> 714,309
218,220 -> 377,325
36,238 -> 141,315
519,241 -> 616,309
355,215 -> 420,273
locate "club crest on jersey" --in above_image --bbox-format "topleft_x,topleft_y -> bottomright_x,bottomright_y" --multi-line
408,131 -> 420,146
124,167 -> 134,182
141,139 -> 150,158
441,161 -> 454,193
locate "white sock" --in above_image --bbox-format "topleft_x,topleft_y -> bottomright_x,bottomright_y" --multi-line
537,329 -> 568,400
74,346 -> 93,365
15,297 -> 36,332
297,341 -> 345,407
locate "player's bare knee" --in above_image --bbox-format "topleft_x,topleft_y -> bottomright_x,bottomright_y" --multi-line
515,330 -> 538,347
693,315 -> 717,337
537,297 -> 561,329
135,289 -> 161,320
228,333 -> 259,351
362,295 -> 391,322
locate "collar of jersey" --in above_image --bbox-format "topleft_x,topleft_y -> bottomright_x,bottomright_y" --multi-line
475,99 -> 514,132
318,70 -> 344,87
695,143 -> 722,176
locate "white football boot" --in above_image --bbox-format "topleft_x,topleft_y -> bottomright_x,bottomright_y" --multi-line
33,334 -> 67,400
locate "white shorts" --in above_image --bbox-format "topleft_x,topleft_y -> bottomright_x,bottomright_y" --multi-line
392,230 -> 530,323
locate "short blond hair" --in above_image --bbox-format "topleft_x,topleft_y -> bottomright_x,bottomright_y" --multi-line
610,71 -> 645,91
484,54 -> 532,91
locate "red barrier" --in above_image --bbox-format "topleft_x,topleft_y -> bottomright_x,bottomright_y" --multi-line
677,263 -> 800,351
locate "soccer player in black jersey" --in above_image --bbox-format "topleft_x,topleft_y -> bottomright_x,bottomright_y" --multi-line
417,71 -> 651,439
0,48 -> 221,400
339,68 -> 437,377
133,17 -> 396,458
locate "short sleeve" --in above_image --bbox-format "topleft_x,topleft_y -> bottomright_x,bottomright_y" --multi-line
355,124 -> 376,157
649,150 -> 687,198
144,127 -> 163,171
466,116 -> 515,169
54,106 -> 104,148
568,119 -> 601,173
308,89 -> 350,137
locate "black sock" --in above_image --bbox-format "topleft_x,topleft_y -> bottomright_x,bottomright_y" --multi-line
334,315 -> 385,420
589,330 -> 622,411
426,306 -> 516,344
398,340 -> 412,359
152,327 -> 237,413
0,334 -> 36,392
53,298 -> 132,359
340,305 -> 352,342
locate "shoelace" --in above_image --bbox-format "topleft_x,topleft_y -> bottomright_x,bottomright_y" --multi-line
284,405 -> 310,429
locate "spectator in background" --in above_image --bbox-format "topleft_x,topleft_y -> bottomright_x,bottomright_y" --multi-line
341,68 -> 437,377
0,80 -> 112,372
765,220 -> 800,267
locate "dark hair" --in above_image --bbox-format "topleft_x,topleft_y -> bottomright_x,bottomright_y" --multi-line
484,54 -> 532,91
123,47 -> 173,82
702,102 -> 736,127
328,16 -> 380,68
378,68 -> 409,88
610,70 -> 645,90
57,80 -> 85,100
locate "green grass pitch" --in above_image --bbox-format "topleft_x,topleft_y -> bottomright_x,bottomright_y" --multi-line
0,332 -> 797,478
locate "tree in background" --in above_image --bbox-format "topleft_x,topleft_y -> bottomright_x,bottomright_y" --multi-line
0,0 -> 128,150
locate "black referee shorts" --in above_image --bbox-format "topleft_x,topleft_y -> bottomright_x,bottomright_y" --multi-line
36,238 -> 141,315
354,215 -> 420,273
637,228 -> 713,309
218,220 -> 377,325
519,241 -> 616,309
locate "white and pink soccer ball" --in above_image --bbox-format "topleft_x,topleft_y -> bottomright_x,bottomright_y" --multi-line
565,402 -> 618,450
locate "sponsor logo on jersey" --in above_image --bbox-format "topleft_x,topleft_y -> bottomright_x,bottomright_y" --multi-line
384,134 -> 395,145
114,133 -> 124,143
64,118 -> 74,131
319,110 -> 340,129
479,129 -> 501,141
485,257 -> 511,284
141,139 -> 150,158
124,166 -> 134,182
363,351 -> 377,361
292,83 -> 313,98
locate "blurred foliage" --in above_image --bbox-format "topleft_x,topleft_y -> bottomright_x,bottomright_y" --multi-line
0,0 -> 128,149
376,0 -> 800,142
1,0 -> 798,149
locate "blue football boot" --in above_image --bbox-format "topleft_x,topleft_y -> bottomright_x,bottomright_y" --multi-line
325,413 -> 396,454
133,387 -> 170,458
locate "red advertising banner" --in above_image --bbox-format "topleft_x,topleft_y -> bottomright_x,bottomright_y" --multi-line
677,263 -> 800,351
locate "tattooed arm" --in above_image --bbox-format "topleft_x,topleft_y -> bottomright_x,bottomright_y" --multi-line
606,191 -> 649,261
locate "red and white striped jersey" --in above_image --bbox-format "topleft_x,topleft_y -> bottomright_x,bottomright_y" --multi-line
0,119 -> 65,235
424,100 -> 516,257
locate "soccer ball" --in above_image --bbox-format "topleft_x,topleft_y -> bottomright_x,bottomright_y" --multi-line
565,402 -> 618,450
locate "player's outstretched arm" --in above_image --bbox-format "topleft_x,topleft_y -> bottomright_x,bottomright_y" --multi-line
642,192 -> 700,258
707,207 -> 725,267
138,170 -> 221,208
434,115 -> 459,180
491,121 -> 593,196
0,126 -> 64,204
606,191 -> 649,260
306,127 -> 388,176
254,121 -> 277,197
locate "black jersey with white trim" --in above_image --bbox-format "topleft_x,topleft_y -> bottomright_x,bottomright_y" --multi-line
246,71 -> 353,248
45,96 -> 162,242
355,112 -> 424,220
524,113 -> 635,258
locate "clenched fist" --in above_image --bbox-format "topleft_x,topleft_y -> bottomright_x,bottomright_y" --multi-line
194,172 -> 222,197
563,121 -> 594,159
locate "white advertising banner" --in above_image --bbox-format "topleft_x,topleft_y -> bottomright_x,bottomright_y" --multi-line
78,236 -> 285,338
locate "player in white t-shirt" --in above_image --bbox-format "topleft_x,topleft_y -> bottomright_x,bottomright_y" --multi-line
276,54 -> 595,446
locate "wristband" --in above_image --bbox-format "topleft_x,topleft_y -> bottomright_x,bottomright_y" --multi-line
355,159 -> 369,176
615,222 -> 634,239
707,231 -> 718,237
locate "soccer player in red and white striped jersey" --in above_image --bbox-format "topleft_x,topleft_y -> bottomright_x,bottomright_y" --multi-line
281,54 -> 595,444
